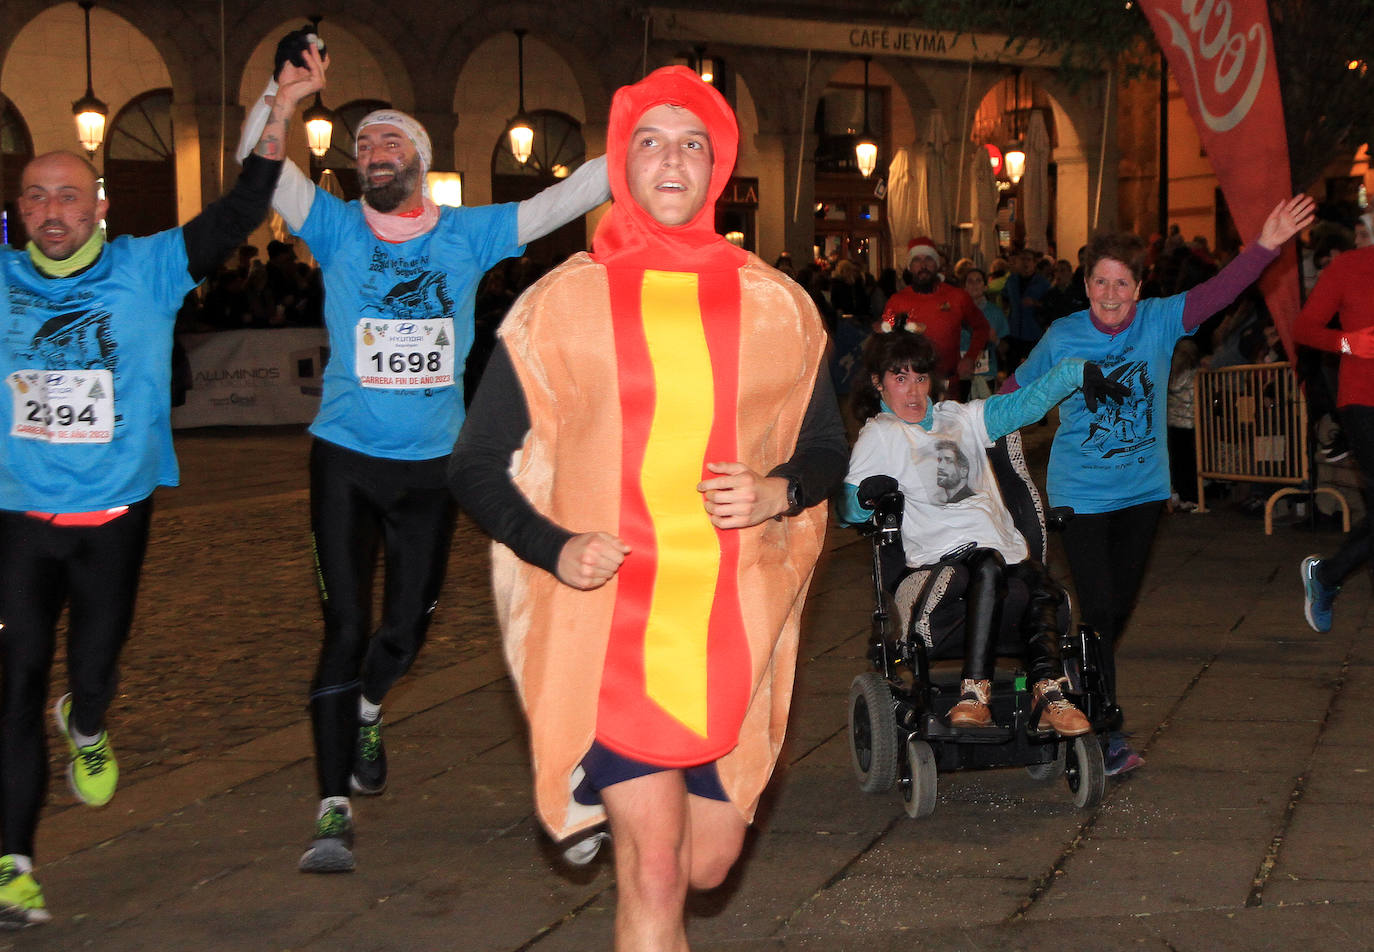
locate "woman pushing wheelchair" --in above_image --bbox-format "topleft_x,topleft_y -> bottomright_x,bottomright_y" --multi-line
838,329 -> 1127,736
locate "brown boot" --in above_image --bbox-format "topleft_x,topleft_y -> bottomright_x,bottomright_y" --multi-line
948,678 -> 993,727
1033,679 -> 1091,736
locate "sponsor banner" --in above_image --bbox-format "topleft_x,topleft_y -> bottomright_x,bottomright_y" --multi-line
172,328 -> 328,429
1138,0 -> 1300,353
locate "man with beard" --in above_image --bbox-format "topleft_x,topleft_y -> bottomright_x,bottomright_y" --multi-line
935,440 -> 974,503
236,29 -> 610,874
880,237 -> 990,396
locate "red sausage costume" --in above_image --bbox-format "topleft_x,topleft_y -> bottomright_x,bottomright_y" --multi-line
491,68 -> 830,838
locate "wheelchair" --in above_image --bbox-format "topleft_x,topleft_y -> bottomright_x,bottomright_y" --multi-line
845,431 -> 1119,819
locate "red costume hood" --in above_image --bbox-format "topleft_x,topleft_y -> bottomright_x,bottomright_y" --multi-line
592,66 -> 747,272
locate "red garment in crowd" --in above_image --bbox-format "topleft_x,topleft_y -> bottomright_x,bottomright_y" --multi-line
880,283 -> 991,379
1293,246 -> 1374,409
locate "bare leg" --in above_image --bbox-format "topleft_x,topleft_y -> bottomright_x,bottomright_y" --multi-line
600,770 -> 748,951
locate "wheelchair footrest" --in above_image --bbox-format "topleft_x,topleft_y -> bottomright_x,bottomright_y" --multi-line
920,714 -> 1015,745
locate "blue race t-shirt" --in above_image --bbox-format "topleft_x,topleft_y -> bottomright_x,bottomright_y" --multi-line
0,232 -> 191,512
297,194 -> 521,460
1014,295 -> 1188,514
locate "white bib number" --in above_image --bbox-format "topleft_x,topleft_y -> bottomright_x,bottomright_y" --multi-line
355,318 -> 455,390
973,348 -> 991,376
8,370 -> 115,443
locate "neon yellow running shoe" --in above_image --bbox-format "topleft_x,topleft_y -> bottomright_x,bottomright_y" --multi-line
53,694 -> 119,807
0,856 -> 52,928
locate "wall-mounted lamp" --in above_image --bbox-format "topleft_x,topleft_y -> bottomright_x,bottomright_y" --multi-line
72,1 -> 108,156
507,30 -> 534,165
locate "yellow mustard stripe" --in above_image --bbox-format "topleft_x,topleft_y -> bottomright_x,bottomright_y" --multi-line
639,270 -> 718,736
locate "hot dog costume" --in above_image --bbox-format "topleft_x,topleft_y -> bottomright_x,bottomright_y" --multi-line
452,68 -> 842,839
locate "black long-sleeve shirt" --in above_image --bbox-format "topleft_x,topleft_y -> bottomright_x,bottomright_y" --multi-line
449,341 -> 848,574
181,154 -> 282,284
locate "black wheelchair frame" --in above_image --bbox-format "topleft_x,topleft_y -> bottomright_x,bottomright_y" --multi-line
846,432 -> 1121,818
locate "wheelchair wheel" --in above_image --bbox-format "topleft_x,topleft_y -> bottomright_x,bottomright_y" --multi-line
901,738 -> 937,818
848,674 -> 899,793
1025,742 -> 1067,782
1064,734 -> 1106,809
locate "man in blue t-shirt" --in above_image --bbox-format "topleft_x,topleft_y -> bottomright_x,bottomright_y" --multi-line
0,52 -> 326,928
239,31 -> 611,874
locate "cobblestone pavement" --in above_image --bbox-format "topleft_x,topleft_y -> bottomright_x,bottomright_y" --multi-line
7,423 -> 1371,951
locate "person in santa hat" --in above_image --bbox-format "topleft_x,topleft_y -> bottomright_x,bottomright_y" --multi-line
879,237 -> 991,399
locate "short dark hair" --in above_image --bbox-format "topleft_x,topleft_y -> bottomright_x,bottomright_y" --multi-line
1083,231 -> 1148,283
851,330 -> 943,422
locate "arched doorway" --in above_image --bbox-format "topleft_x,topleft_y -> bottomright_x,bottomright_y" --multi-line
103,88 -> 176,239
813,63 -> 891,277
2,94 -> 35,247
490,109 -> 588,272
970,74 -> 1060,256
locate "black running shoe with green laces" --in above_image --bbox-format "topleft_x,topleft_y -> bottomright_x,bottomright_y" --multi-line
350,718 -> 387,796
299,804 -> 355,874
0,856 -> 52,928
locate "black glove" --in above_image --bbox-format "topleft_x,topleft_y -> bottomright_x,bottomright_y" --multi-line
274,27 -> 326,81
1082,362 -> 1129,413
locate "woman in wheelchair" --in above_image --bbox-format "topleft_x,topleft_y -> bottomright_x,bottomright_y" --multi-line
839,330 -> 1127,736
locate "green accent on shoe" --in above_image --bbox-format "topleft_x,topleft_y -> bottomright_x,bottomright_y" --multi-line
0,857 -> 52,928
54,694 -> 119,807
299,806 -> 355,874
350,719 -> 387,796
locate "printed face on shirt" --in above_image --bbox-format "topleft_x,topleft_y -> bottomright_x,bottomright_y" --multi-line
873,366 -> 930,424
355,123 -> 423,213
19,152 -> 108,261
935,443 -> 968,491
1086,257 -> 1140,330
625,104 -> 713,227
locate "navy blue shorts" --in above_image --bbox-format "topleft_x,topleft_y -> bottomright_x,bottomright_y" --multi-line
572,740 -> 728,806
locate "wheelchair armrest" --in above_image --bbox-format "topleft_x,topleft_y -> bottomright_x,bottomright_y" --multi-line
857,475 -> 898,509
1046,506 -> 1075,532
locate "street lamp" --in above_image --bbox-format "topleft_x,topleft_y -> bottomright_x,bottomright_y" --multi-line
854,56 -> 878,178
301,16 -> 333,158
72,1 -> 107,156
507,30 -> 534,165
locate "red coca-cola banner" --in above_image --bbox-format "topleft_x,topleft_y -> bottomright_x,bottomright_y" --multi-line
1138,0 -> 1300,354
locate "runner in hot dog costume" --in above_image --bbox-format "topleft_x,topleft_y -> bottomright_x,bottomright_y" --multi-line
451,66 -> 846,949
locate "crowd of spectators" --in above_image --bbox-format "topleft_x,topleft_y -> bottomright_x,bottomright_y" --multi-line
176,240 -> 324,331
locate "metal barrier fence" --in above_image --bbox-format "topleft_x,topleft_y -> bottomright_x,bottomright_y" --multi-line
1193,362 -> 1349,534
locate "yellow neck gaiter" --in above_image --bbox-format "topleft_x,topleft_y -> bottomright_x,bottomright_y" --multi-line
27,227 -> 105,278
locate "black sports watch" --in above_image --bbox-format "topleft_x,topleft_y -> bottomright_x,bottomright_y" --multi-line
777,474 -> 804,519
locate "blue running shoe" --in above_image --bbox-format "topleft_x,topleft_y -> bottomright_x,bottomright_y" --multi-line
1300,555 -> 1339,633
1104,733 -> 1144,777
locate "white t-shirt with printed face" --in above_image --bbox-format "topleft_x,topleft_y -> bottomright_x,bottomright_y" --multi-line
846,400 -> 1028,568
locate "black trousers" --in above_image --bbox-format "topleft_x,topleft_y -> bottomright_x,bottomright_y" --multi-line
307,440 -> 456,798
0,499 -> 153,858
1060,500 -> 1165,714
1317,404 -> 1374,586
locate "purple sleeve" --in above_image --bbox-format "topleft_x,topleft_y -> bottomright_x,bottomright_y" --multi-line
1182,243 -> 1279,331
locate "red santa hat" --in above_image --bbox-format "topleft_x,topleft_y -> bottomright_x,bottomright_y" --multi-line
906,237 -> 940,266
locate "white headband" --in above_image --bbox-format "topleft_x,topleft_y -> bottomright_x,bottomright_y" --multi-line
355,109 -> 433,178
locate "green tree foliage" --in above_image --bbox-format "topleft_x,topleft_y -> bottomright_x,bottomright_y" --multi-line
900,0 -> 1374,191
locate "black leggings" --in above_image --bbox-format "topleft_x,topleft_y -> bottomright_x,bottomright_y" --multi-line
1315,404 -> 1374,587
908,549 -> 1064,684
308,439 -> 456,798
1060,500 -> 1165,712
0,499 -> 153,859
